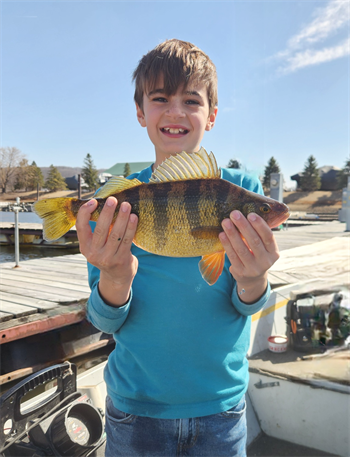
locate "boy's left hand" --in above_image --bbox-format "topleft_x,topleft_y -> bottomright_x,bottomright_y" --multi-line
219,210 -> 280,304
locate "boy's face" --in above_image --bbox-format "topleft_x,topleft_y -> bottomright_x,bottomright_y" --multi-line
136,75 -> 217,166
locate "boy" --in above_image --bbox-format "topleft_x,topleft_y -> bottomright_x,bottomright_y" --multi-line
76,39 -> 280,456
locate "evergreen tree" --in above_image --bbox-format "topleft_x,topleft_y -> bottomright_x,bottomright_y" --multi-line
300,155 -> 321,191
27,161 -> 44,190
337,158 -> 350,189
45,165 -> 67,192
263,157 -> 280,189
227,159 -> 241,169
124,163 -> 131,177
82,153 -> 98,191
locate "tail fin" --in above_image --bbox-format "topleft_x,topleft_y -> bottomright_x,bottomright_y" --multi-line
33,197 -> 81,241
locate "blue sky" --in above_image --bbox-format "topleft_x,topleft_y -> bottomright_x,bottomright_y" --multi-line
1,0 -> 349,187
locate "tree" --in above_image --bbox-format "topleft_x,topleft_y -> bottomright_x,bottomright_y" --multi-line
13,159 -> 31,191
82,153 -> 98,191
300,155 -> 321,191
45,165 -> 67,192
124,163 -> 131,177
337,158 -> 350,189
27,161 -> 45,191
263,157 -> 280,189
0,147 -> 26,193
226,159 -> 241,169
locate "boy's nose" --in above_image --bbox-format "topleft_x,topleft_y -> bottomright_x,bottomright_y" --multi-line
166,101 -> 185,118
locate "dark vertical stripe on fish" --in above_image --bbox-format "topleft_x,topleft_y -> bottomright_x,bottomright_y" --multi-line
153,183 -> 168,252
184,180 -> 202,233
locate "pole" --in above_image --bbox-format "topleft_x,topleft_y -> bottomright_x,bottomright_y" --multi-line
345,176 -> 350,232
14,198 -> 20,268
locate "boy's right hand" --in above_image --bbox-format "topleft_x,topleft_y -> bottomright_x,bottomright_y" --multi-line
76,196 -> 139,307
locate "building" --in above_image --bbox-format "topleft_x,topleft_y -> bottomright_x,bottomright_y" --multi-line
104,161 -> 153,177
291,166 -> 341,191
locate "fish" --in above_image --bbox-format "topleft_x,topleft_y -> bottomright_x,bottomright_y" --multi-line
33,148 -> 289,285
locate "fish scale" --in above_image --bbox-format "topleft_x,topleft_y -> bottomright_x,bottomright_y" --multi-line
33,148 -> 290,285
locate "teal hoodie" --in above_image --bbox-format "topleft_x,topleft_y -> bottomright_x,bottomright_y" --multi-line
86,166 -> 270,419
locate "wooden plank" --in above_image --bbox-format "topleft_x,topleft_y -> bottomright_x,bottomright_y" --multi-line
0,269 -> 89,287
0,302 -> 86,331
0,284 -> 84,303
0,291 -> 59,310
0,277 -> 90,297
0,271 -> 91,293
0,301 -> 37,317
0,311 -> 14,323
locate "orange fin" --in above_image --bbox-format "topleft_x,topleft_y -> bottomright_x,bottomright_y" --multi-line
191,227 -> 222,239
198,251 -> 225,286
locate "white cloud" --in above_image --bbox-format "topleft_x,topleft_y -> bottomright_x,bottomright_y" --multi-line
271,0 -> 350,75
279,36 -> 349,74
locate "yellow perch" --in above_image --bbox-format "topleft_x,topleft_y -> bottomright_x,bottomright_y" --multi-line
34,148 -> 289,285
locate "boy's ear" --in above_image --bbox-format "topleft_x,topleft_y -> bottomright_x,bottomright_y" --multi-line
136,103 -> 147,127
205,107 -> 218,131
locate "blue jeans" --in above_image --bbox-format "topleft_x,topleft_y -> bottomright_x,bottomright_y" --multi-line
105,395 -> 247,457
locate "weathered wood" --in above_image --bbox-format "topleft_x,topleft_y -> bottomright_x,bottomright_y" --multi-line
0,301 -> 38,317
0,269 -> 88,286
0,291 -> 58,310
0,283 -> 83,303
0,270 -> 91,293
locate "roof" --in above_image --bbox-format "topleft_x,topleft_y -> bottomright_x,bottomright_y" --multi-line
104,161 -> 153,176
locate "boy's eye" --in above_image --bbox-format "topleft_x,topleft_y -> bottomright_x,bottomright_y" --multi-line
153,97 -> 167,103
185,99 -> 200,105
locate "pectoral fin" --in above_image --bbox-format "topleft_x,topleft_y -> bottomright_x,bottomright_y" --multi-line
198,251 -> 226,286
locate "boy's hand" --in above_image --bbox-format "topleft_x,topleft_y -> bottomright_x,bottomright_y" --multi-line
219,211 -> 279,304
76,197 -> 139,307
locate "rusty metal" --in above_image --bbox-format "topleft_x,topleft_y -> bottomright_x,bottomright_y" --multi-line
0,309 -> 86,344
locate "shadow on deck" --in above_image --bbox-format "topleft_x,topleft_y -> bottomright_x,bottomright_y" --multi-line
248,433 -> 338,457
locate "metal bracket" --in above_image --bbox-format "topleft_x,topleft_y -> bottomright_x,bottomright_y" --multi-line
254,379 -> 280,389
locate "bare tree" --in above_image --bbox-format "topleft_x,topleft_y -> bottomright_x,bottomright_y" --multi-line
0,147 -> 26,193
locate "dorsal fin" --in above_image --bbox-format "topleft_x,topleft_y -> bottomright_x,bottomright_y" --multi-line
94,176 -> 142,198
149,148 -> 220,183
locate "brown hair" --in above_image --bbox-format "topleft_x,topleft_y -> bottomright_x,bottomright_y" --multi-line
132,39 -> 218,112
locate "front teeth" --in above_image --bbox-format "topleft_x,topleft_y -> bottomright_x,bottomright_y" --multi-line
163,127 -> 186,134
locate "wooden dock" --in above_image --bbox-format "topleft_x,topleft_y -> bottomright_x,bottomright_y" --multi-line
0,254 -> 113,386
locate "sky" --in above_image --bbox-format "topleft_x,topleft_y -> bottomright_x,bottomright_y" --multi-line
1,0 -> 349,188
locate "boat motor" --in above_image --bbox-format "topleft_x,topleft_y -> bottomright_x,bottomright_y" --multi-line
0,362 -> 105,457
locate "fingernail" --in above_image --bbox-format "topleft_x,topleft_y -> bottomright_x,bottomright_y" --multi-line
231,211 -> 241,221
222,219 -> 232,229
130,214 -> 137,223
248,213 -> 257,222
121,202 -> 129,212
87,199 -> 95,207
106,197 -> 115,207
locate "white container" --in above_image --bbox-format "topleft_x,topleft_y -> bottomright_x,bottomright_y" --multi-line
268,335 -> 288,353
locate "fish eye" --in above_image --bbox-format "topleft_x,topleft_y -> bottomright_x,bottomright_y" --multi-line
260,204 -> 271,213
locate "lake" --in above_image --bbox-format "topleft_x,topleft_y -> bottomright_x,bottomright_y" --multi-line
0,211 -> 80,263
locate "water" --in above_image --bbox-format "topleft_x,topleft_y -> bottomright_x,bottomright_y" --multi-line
0,211 -> 80,263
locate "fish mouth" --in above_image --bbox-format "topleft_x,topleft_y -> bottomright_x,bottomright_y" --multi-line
270,210 -> 290,228
160,127 -> 189,136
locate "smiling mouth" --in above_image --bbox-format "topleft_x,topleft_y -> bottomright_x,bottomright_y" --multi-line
161,127 -> 189,134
